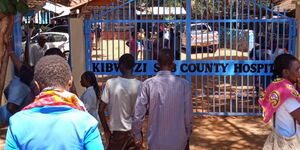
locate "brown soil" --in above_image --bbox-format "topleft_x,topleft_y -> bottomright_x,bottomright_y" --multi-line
0,116 -> 272,150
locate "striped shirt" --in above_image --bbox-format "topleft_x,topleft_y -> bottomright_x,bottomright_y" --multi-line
132,71 -> 193,150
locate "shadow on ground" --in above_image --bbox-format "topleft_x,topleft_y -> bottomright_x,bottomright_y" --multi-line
189,116 -> 271,150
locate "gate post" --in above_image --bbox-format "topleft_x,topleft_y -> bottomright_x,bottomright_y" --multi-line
293,0 -> 300,58
185,0 -> 192,82
70,18 -> 86,96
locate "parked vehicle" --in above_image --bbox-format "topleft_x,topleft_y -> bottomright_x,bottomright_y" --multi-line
182,23 -> 219,51
46,25 -> 68,33
22,32 -> 70,55
255,16 -> 291,51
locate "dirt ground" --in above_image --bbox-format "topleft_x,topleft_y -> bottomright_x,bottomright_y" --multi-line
0,115 -> 272,150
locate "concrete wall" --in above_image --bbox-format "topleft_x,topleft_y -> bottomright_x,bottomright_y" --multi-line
70,18 -> 86,96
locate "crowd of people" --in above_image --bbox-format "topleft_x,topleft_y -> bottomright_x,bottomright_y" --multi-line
1,24 -> 300,149
127,24 -> 181,61
0,35 -> 192,150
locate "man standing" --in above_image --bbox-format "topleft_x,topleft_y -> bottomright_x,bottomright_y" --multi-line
132,48 -> 193,150
5,55 -> 104,150
100,54 -> 142,149
0,39 -> 34,127
29,35 -> 48,67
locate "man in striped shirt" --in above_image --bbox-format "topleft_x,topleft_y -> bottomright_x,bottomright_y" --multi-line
132,48 -> 193,150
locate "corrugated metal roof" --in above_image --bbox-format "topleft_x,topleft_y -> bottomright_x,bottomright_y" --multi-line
43,2 -> 69,14
274,0 -> 295,12
136,7 -> 187,15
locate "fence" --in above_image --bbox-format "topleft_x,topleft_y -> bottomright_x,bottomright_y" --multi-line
84,0 -> 297,116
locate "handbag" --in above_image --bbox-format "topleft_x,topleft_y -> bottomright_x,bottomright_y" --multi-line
263,113 -> 300,150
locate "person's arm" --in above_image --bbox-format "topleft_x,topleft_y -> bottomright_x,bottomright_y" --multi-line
98,100 -> 110,139
80,91 -> 93,112
84,124 -> 104,150
5,123 -> 20,150
6,39 -> 22,71
28,46 -> 35,67
131,83 -> 149,146
290,108 -> 300,124
6,83 -> 28,114
184,82 -> 193,138
99,82 -> 111,140
282,98 -> 300,125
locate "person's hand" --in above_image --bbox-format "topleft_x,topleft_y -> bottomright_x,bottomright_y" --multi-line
134,138 -> 143,148
104,131 -> 111,143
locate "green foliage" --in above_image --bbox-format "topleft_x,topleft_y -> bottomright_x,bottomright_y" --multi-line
0,0 -> 28,15
16,1 -> 29,14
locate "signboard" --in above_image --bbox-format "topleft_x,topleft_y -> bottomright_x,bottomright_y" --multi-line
90,60 -> 274,76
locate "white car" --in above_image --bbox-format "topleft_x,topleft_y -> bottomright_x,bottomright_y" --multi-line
182,23 -> 219,50
22,32 -> 70,54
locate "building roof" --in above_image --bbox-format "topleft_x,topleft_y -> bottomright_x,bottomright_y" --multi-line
70,0 -> 119,11
25,0 -> 70,8
274,0 -> 295,12
43,2 -> 70,14
136,7 -> 187,15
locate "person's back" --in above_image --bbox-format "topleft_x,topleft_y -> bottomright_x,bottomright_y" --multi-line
104,77 -> 141,129
100,54 -> 141,150
6,106 -> 100,150
132,49 -> 192,150
5,56 -> 104,150
140,71 -> 190,150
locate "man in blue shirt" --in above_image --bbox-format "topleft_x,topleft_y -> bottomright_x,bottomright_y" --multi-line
0,65 -> 33,127
5,55 -> 104,150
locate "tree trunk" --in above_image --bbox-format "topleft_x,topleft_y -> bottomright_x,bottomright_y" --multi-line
0,14 -> 14,105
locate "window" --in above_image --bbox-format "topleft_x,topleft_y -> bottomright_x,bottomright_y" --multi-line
48,26 -> 68,33
48,34 -> 67,42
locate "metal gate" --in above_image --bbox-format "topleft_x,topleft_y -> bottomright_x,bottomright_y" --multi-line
84,0 -> 297,116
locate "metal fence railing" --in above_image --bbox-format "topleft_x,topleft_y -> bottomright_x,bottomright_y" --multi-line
84,0 -> 297,116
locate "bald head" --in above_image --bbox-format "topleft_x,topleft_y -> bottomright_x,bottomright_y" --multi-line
158,48 -> 174,70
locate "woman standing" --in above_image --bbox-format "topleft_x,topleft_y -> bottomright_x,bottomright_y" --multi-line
80,71 -> 101,122
259,54 -> 300,149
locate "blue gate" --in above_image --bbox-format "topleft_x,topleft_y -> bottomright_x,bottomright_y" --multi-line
84,0 -> 297,116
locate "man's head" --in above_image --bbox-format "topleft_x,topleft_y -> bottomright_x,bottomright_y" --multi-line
37,35 -> 47,47
44,48 -> 65,58
158,48 -> 174,71
119,54 -> 135,74
34,55 -> 72,91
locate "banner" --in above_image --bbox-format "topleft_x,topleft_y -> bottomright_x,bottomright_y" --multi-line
90,60 -> 273,76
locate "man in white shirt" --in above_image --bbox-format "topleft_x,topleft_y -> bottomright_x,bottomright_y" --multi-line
29,35 -> 48,67
100,54 -> 142,150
